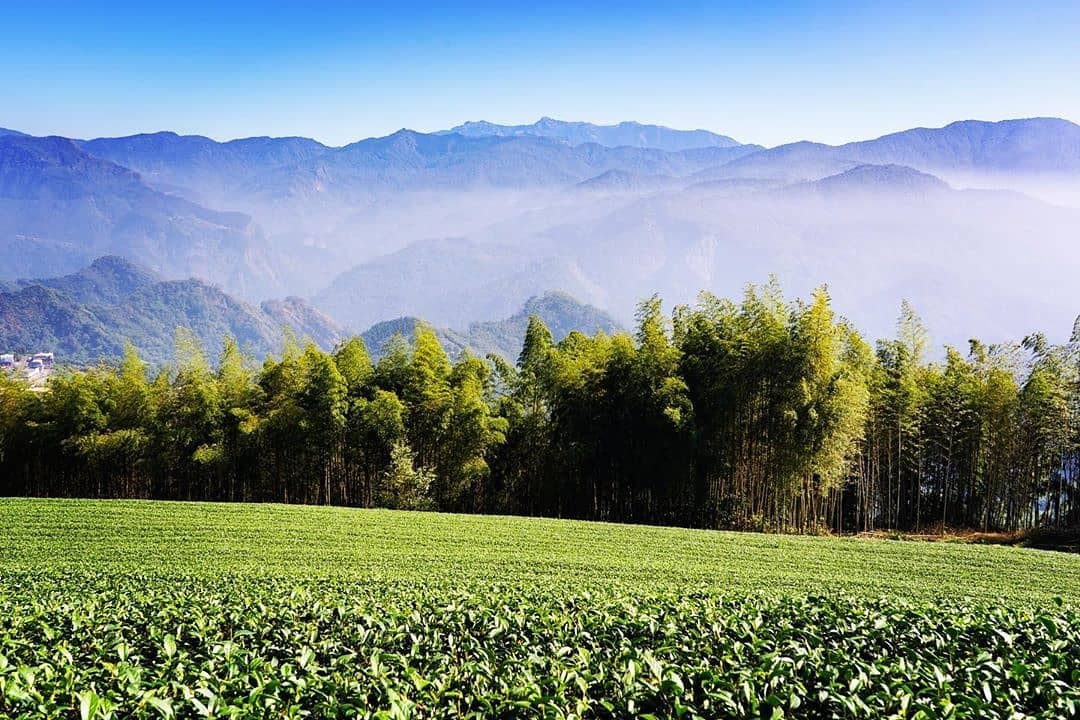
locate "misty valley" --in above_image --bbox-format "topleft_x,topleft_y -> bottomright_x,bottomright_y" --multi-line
3,117 -> 1080,353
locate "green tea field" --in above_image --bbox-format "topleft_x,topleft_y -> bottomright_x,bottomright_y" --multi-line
1,499 -> 1078,718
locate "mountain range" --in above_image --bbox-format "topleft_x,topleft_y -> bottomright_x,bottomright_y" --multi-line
0,257 -> 620,366
0,257 -> 342,364
3,116 -> 1080,353
0,134 -> 282,297
360,292 -> 621,361
439,118 -> 742,151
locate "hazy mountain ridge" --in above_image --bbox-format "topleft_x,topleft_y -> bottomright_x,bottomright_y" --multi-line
0,134 -> 284,298
313,236 -> 605,331
707,118 -> 1080,185
439,117 -> 743,151
3,116 -> 1080,348
75,128 -> 760,287
81,128 -> 759,204
784,164 -> 951,197
321,165 -> 1080,346
359,292 -> 622,361
576,169 -> 677,192
840,118 -> 1080,173
81,131 -> 332,207
0,257 -> 344,364
251,130 -> 759,196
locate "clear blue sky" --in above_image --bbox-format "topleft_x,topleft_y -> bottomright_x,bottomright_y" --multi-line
3,0 -> 1078,147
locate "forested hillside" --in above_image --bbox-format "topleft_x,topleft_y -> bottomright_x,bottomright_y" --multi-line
0,257 -> 343,363
360,292 -> 622,360
2,281 -> 1077,533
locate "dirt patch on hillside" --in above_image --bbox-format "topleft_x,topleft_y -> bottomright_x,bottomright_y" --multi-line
856,528 -> 1080,553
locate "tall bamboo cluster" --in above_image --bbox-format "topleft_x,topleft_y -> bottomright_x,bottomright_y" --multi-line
2,284 -> 1078,533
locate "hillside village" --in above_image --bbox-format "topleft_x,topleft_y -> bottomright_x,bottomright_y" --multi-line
1,351 -> 54,389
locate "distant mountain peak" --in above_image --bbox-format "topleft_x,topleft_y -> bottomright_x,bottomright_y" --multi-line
439,118 -> 742,151
810,164 -> 950,193
88,254 -> 152,273
838,117 -> 1080,173
576,169 -> 673,191
943,116 -> 1077,132
358,290 -> 622,360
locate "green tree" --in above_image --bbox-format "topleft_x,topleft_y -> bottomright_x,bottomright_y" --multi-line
378,440 -> 434,511
298,344 -> 348,504
439,353 -> 508,512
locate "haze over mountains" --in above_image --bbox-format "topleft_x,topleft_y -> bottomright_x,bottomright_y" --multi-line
0,257 -> 618,366
0,134 -> 280,296
359,292 -> 622,362
3,116 -> 1079,358
0,257 -> 343,364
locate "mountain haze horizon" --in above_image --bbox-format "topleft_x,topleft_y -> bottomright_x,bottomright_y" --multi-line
3,114 -> 1080,356
8,113 -> 1079,153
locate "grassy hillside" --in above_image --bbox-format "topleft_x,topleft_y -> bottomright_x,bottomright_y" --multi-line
1,499 -> 1078,717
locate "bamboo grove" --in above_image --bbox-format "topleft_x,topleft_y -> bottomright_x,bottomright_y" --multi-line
2,281 -> 1078,533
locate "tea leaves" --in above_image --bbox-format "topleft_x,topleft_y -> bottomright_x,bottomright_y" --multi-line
0,499 -> 1078,718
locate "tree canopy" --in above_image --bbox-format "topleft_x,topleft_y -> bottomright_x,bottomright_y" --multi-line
2,282 -> 1078,533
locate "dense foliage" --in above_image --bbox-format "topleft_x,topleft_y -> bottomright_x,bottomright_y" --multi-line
3,576 -> 1078,719
3,281 -> 1079,533
1,500 -> 1079,718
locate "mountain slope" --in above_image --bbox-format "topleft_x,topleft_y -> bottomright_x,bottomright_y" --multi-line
0,258 -> 344,364
461,291 -> 623,359
81,131 -> 331,206
707,118 -> 1080,184
0,135 -> 282,298
839,118 -> 1080,173
440,117 -> 742,151
359,292 -> 623,360
360,317 -> 471,359
260,296 -> 345,351
7,255 -> 161,305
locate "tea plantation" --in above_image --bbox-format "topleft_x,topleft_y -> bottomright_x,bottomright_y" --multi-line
1,499 -> 1078,718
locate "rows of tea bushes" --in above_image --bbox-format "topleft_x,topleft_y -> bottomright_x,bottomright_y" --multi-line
3,499 -> 1078,603
1,500 -> 1079,717
0,573 -> 1077,718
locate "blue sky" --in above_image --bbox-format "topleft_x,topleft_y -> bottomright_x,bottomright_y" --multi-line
3,0 -> 1079,147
